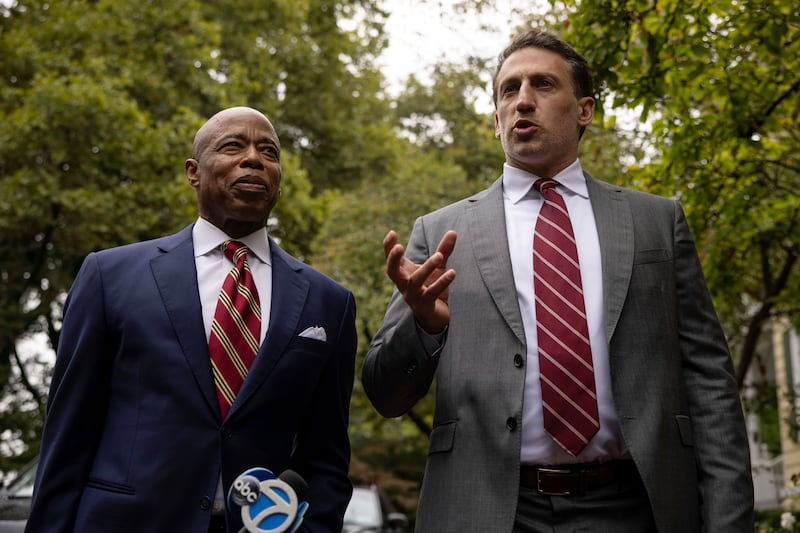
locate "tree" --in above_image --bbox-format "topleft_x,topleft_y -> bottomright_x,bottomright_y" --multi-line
546,0 -> 800,391
394,58 -> 505,185
192,0 -> 396,192
0,0 -> 392,477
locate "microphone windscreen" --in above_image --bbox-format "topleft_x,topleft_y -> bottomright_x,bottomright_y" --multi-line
279,470 -> 308,500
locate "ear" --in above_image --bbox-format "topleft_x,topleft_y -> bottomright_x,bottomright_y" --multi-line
494,113 -> 501,139
185,159 -> 200,188
577,96 -> 595,128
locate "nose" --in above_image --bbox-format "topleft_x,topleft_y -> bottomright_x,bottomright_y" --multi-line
515,82 -> 535,112
241,143 -> 264,168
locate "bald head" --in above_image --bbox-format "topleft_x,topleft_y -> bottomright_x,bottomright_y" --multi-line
185,106 -> 283,238
192,107 -> 278,160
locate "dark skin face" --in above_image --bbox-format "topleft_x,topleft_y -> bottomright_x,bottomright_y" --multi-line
185,107 -> 282,238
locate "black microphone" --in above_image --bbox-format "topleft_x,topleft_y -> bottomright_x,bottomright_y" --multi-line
278,469 -> 308,501
228,467 -> 310,533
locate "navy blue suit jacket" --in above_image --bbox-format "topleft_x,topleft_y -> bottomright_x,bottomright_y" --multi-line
27,225 -> 357,533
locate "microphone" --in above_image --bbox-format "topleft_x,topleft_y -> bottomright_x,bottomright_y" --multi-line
228,467 -> 309,533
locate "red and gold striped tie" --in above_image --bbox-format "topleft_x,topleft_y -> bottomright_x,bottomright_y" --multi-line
209,240 -> 261,420
533,179 -> 599,456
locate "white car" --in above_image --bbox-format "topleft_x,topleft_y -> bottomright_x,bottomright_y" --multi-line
343,485 -> 409,532
0,458 -> 36,533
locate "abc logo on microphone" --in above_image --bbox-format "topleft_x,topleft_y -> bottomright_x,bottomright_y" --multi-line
228,467 -> 309,533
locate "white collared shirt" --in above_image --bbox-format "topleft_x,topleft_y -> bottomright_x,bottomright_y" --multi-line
503,161 -> 627,465
193,217 -> 272,344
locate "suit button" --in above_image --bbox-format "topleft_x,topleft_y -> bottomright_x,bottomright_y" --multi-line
506,417 -> 517,431
513,353 -> 524,367
222,428 -> 233,440
404,360 -> 418,375
200,496 -> 211,510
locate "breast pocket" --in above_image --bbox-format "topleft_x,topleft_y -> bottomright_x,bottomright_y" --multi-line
633,248 -> 671,265
628,248 -> 676,329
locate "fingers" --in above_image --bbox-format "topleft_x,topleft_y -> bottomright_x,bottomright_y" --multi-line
380,229 -> 456,331
382,230 -> 399,258
408,251 -> 444,287
436,230 -> 457,261
382,229 -> 457,298
383,230 -> 405,283
424,265 -> 456,297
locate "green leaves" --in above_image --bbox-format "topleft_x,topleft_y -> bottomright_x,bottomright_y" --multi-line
554,0 -> 800,389
0,0 -> 392,477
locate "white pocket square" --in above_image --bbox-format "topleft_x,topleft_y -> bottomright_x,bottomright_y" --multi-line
298,326 -> 327,342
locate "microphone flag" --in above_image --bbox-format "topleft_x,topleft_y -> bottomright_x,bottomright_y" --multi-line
227,467 -> 309,533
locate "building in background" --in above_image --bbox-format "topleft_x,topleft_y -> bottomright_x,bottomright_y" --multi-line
742,320 -> 783,510
773,319 -> 800,509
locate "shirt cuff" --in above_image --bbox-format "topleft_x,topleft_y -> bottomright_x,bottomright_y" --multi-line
415,322 -> 447,357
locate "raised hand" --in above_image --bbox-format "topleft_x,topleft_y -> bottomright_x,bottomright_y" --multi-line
383,229 -> 457,334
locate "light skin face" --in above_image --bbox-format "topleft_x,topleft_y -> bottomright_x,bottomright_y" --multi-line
494,47 -> 595,178
382,46 -> 596,332
185,107 -> 282,238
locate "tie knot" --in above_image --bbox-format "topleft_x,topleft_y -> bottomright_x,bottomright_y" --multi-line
222,240 -> 249,264
534,178 -> 558,194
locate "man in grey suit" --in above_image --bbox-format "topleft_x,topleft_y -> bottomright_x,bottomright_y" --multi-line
362,30 -> 753,532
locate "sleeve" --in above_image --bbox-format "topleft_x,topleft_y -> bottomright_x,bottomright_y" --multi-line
25,254 -> 115,533
362,216 -> 443,418
672,203 -> 754,531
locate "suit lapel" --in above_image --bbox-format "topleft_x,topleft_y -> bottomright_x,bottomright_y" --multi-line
585,174 -> 634,343
466,178 -> 526,345
231,239 -> 309,415
150,225 -> 219,416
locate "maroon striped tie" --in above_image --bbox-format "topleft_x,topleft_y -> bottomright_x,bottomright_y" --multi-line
209,241 -> 261,420
533,179 -> 599,456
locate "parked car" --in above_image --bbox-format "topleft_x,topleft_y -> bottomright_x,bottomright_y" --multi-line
0,458 -> 37,533
343,484 -> 409,532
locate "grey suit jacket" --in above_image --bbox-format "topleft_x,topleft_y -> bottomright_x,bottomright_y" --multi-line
362,174 -> 753,532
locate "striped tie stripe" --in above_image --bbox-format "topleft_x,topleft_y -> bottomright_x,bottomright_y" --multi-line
216,290 -> 260,353
533,178 -> 599,456
210,320 -> 251,378
208,241 -> 261,420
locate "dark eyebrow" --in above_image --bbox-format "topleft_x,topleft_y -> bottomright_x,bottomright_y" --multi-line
216,133 -> 279,150
501,70 -> 560,84
214,133 -> 245,147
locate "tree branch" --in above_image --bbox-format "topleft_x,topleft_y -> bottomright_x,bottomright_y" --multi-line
10,344 -> 44,408
404,408 -> 431,437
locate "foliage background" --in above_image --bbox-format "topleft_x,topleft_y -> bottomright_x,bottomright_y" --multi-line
1,0 -> 798,523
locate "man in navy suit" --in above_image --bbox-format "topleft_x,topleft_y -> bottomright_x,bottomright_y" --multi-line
26,106 -> 357,532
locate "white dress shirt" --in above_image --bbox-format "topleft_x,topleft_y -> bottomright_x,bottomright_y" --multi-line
193,217 -> 272,345
192,217 -> 273,513
502,161 -> 628,465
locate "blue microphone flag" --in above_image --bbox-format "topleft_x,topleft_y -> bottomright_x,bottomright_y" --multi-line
228,467 -> 309,533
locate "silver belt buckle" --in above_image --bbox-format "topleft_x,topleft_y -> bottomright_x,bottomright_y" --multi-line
536,467 -> 573,496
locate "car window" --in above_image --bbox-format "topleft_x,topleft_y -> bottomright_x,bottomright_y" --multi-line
6,461 -> 37,498
343,488 -> 382,527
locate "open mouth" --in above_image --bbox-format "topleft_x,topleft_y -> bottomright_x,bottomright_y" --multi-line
513,119 -> 537,136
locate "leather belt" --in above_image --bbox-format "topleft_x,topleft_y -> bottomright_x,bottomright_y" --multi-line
520,460 -> 634,496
